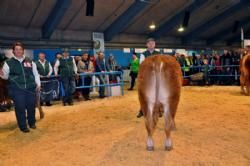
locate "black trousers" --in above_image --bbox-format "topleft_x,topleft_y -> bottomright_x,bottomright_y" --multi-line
97,75 -> 105,97
8,86 -> 36,130
81,76 -> 92,97
61,76 -> 76,103
129,71 -> 138,89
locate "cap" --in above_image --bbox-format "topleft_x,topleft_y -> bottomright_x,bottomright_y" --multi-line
62,48 -> 69,52
146,38 -> 155,43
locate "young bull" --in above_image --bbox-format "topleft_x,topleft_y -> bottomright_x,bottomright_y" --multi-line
138,55 -> 182,151
240,53 -> 250,96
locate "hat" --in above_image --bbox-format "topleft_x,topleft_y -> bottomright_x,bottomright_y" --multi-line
62,48 -> 69,52
146,38 -> 155,43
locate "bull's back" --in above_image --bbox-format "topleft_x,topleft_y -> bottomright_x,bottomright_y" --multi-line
138,55 -> 182,104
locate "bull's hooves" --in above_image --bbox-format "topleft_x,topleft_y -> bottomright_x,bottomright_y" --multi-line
165,146 -> 173,151
146,146 -> 154,151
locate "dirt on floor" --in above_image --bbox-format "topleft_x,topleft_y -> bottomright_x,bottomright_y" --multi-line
0,86 -> 249,166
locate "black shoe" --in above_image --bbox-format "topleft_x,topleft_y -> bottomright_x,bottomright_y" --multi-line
30,125 -> 37,129
45,102 -> 52,106
40,102 -> 44,106
99,96 -> 106,99
21,128 -> 30,133
63,102 -> 67,106
0,106 -> 7,112
127,88 -> 133,91
68,102 -> 74,106
137,110 -> 143,118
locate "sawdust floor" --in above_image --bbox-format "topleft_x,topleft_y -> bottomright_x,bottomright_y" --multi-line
0,86 -> 249,166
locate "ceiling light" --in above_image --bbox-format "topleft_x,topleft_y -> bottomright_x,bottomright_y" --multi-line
149,23 -> 156,30
178,26 -> 185,32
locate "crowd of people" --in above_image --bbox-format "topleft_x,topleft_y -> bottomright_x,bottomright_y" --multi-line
0,39 -> 245,131
174,50 -> 242,85
0,42 -> 122,132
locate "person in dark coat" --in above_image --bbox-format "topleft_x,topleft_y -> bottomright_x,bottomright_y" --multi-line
0,42 -> 41,133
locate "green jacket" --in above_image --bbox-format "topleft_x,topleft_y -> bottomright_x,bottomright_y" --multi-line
130,58 -> 139,73
6,57 -> 36,89
35,60 -> 50,76
143,50 -> 160,58
59,57 -> 74,77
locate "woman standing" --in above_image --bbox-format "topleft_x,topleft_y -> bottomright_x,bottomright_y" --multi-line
0,42 -> 40,133
77,53 -> 94,100
128,53 -> 139,90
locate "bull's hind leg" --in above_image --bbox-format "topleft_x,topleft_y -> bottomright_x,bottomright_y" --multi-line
163,103 -> 174,151
169,97 -> 179,131
144,102 -> 156,151
240,75 -> 246,94
246,80 -> 250,96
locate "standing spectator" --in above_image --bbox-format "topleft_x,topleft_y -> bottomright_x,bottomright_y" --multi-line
232,51 -> 241,85
95,51 -> 107,98
214,54 -> 222,84
208,55 -> 216,84
54,49 -> 77,106
221,50 -> 233,85
179,54 -> 190,77
35,52 -> 53,106
77,53 -> 94,100
107,54 -> 118,82
128,53 -> 139,90
137,38 -> 160,118
73,56 -> 82,100
0,42 -> 40,133
191,53 -> 199,74
53,53 -> 62,69
139,38 -> 160,63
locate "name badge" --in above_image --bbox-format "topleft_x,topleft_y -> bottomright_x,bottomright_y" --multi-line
24,62 -> 32,68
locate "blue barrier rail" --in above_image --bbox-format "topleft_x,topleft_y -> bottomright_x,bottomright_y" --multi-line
182,65 -> 240,79
76,71 -> 124,96
41,71 -> 124,96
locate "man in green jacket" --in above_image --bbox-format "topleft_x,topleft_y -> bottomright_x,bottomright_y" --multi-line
54,49 -> 77,106
128,52 -> 139,90
36,52 -> 53,106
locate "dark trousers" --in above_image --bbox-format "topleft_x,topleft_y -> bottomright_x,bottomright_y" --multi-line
81,76 -> 92,97
129,71 -> 138,89
61,76 -> 76,103
98,76 -> 105,97
9,86 -> 36,130
40,78 -> 53,103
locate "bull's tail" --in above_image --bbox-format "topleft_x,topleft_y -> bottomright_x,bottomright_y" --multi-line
153,57 -> 164,124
